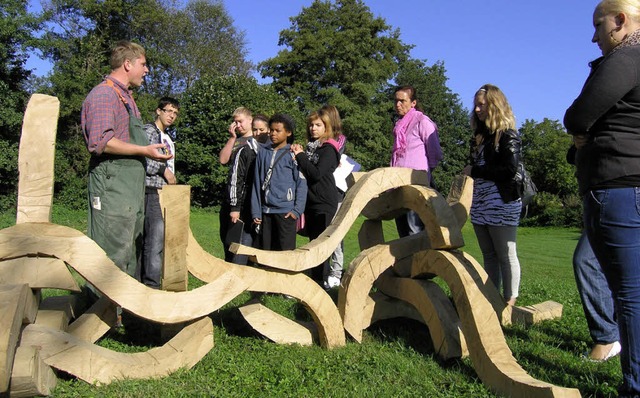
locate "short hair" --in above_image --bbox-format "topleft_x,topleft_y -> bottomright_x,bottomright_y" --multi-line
157,97 -> 180,111
110,40 -> 146,70
232,107 -> 252,118
597,0 -> 640,23
269,113 -> 295,144
319,104 -> 342,137
307,111 -> 334,141
394,85 -> 422,112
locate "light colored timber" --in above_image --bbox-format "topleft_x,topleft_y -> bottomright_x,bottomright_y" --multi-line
0,284 -> 30,393
186,230 -> 346,349
0,223 -> 249,324
357,219 -> 385,251
411,250 -> 580,398
412,250 -> 510,325
511,301 -> 564,325
16,94 -> 60,224
239,302 -> 315,346
338,233 -> 431,342
446,174 -> 474,229
376,273 -> 468,360
159,185 -> 191,292
0,256 -> 79,292
361,291 -> 425,327
34,295 -> 81,331
360,185 -> 464,249
67,297 -> 116,343
231,167 -> 432,271
9,345 -> 57,398
20,317 -> 213,385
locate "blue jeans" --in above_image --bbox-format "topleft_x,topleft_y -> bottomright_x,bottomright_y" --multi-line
142,191 -> 163,288
584,187 -> 640,396
573,231 -> 618,345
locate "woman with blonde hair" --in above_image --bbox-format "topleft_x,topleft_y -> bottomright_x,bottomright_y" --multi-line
565,1 -> 640,394
463,84 -> 523,307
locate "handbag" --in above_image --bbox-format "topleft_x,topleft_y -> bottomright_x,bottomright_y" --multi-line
516,161 -> 538,219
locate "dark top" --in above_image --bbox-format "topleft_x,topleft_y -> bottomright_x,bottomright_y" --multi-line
564,44 -> 640,195
470,127 -> 522,203
295,142 -> 340,215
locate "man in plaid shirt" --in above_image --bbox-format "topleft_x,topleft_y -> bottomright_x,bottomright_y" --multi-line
81,41 -> 171,279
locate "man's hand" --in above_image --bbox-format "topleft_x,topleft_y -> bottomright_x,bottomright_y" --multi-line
230,211 -> 240,223
462,165 -> 472,176
164,168 -> 176,185
145,143 -> 173,161
228,122 -> 237,139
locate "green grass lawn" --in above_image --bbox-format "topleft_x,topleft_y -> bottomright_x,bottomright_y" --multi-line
2,207 -> 622,397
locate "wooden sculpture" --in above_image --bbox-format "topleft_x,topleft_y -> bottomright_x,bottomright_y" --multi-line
0,94 -> 579,398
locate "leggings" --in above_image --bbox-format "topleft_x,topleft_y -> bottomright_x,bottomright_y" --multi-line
472,224 -> 521,300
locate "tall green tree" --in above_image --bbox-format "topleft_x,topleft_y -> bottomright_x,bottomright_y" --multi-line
140,0 -> 252,94
178,74 -> 302,207
395,59 -> 470,192
0,0 -> 40,210
259,0 -> 411,170
33,0 -> 252,208
519,118 -> 576,198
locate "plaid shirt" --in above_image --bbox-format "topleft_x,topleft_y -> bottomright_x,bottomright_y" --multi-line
81,76 -> 141,155
144,123 -> 168,189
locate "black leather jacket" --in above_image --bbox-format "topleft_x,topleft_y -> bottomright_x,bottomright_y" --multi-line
470,128 -> 522,203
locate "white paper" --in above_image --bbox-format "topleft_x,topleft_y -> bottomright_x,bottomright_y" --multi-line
333,154 -> 361,192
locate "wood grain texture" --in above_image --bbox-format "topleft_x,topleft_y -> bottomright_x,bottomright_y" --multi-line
412,250 -> 580,398
16,94 -> 60,224
20,318 -> 213,385
0,223 -> 248,324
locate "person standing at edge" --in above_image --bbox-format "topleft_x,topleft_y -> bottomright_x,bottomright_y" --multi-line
219,107 -> 255,263
463,84 -> 523,307
390,85 -> 443,237
81,40 -> 172,280
565,1 -> 640,395
141,97 -> 180,289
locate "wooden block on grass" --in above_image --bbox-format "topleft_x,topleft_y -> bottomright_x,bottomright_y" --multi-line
35,295 -> 80,331
9,345 -> 57,398
511,301 -> 563,325
239,302 -> 315,346
0,284 -> 30,393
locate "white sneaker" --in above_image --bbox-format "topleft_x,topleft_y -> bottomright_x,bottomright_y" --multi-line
325,275 -> 341,289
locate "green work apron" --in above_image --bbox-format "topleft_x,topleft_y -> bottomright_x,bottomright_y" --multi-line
87,96 -> 147,278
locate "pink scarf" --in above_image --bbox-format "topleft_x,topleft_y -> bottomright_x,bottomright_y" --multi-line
392,107 -> 419,164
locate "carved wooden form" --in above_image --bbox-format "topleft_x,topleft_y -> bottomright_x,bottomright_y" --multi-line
0,94 -> 579,397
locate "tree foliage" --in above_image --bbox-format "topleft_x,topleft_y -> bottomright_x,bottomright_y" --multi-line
259,0 -> 411,171
177,74 -> 303,207
519,118 -> 576,197
139,0 -> 252,94
28,0 -> 252,209
0,0 -> 40,210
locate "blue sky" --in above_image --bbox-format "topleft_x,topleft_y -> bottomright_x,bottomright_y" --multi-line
27,0 -> 600,124
224,0 -> 600,124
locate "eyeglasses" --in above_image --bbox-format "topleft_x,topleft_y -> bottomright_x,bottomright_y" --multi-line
160,108 -> 179,117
